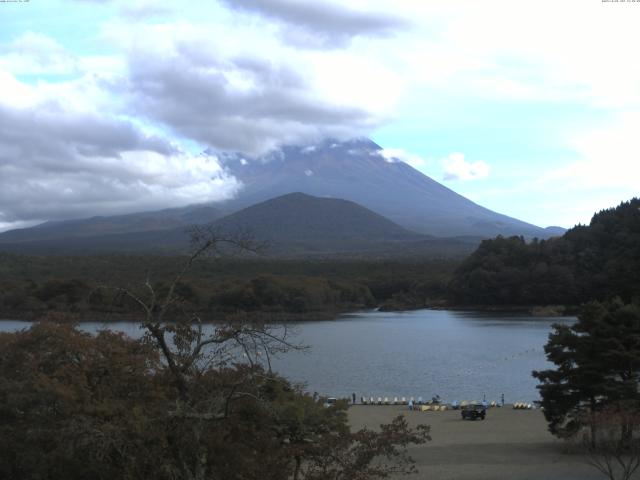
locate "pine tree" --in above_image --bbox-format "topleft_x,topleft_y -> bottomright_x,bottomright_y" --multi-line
533,300 -> 640,441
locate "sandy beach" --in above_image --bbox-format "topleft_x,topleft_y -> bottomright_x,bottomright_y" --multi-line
348,405 -> 603,480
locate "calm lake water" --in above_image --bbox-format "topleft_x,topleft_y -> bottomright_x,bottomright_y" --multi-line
0,309 -> 573,403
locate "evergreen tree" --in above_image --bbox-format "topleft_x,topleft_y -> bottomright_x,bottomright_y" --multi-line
533,300 -> 640,440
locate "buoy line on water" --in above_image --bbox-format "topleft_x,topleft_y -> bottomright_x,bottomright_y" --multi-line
354,396 -> 537,410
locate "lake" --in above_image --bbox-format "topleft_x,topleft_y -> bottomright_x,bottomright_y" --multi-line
0,309 -> 572,404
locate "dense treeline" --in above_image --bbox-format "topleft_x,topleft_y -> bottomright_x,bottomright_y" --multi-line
449,198 -> 640,306
0,255 -> 456,319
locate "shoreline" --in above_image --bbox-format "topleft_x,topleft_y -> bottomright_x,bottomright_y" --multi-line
0,303 -> 578,323
376,303 -> 577,317
0,308 -> 356,323
426,304 -> 578,317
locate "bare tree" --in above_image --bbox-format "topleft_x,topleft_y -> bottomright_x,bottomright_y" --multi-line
107,227 -> 306,480
580,403 -> 640,480
115,225 -> 299,393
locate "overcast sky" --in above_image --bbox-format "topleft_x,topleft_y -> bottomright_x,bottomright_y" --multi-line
1,0 -> 639,231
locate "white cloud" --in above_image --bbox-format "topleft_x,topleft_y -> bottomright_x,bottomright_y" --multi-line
0,70 -> 35,108
471,113 -> 640,227
99,21 -> 394,155
0,219 -> 42,233
537,113 -> 640,192
377,148 -> 427,169
0,71 -> 240,230
116,0 -> 175,19
374,0 -> 640,108
0,32 -> 78,76
442,153 -> 489,181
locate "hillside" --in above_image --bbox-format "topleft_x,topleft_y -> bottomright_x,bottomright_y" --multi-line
0,205 -> 222,243
214,192 -> 421,252
448,198 -> 640,306
0,193 -> 480,257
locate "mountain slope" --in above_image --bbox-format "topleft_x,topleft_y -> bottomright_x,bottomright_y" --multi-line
214,138 -> 552,238
215,192 -> 421,246
0,193 -> 479,256
0,205 -> 222,244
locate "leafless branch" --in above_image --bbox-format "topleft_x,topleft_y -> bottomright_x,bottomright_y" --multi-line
580,403 -> 640,480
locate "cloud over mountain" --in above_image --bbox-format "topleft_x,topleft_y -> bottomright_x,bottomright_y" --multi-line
114,29 -> 378,154
1,0 -> 639,231
0,71 -> 239,231
0,2 -> 404,231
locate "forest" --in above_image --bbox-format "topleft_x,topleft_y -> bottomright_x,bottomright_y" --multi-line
0,254 -> 456,320
2,198 -> 639,321
449,198 -> 640,307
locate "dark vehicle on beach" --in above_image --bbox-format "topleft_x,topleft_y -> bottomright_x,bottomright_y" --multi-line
323,397 -> 337,408
461,403 -> 486,420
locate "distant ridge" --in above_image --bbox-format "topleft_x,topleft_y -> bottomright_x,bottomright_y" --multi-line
543,226 -> 567,236
0,193 -> 479,257
0,205 -> 222,243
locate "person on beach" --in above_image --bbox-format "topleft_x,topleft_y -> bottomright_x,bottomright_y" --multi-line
408,398 -> 414,411
352,392 -> 356,404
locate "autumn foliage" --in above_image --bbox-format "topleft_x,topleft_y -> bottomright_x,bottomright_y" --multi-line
0,320 -> 429,480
